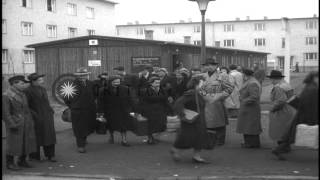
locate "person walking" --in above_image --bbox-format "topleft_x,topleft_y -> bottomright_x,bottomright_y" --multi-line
267,70 -> 296,160
272,71 -> 318,160
62,67 -> 97,153
97,75 -> 135,146
2,75 -> 37,170
199,58 -> 234,146
170,76 -> 211,163
236,68 -> 262,148
25,73 -> 57,162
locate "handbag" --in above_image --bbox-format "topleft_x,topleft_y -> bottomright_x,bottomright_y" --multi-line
180,92 -> 200,123
294,124 -> 318,149
61,108 -> 72,123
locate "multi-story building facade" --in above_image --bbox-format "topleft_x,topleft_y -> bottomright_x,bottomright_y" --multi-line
2,0 -> 117,75
116,16 -> 319,72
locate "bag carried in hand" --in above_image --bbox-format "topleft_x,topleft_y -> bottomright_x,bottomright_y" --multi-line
294,124 -> 318,149
180,92 -> 201,123
166,116 -> 181,132
61,108 -> 72,123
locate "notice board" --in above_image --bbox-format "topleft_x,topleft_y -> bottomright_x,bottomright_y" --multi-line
131,57 -> 161,73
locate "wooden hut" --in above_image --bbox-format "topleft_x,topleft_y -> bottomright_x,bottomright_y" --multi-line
27,35 -> 268,89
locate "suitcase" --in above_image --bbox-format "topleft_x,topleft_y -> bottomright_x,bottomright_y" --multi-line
294,124 -> 318,149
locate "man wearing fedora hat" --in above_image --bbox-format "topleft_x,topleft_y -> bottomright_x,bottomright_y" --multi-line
24,73 -> 57,162
3,75 -> 37,170
266,70 -> 296,160
63,67 -> 97,153
199,58 -> 234,146
236,68 -> 262,148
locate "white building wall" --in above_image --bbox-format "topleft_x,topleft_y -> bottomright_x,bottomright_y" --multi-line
2,0 -> 116,75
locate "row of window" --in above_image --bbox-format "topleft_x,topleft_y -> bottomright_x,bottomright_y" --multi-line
2,20 -> 95,37
2,49 -> 35,64
4,0 -> 95,19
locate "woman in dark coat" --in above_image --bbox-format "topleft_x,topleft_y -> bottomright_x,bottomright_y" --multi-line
138,76 -> 169,144
63,68 -> 97,153
24,73 -> 57,162
97,75 -> 134,146
170,76 -> 210,164
272,71 -> 318,160
172,71 -> 189,99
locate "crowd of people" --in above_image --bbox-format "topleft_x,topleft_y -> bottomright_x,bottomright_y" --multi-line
2,58 -> 318,170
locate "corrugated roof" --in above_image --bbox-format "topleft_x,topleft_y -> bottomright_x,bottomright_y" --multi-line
26,35 -> 269,55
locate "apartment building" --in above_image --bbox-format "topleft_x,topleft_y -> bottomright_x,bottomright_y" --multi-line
116,16 -> 318,72
2,0 -> 117,75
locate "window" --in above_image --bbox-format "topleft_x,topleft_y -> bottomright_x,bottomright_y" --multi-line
165,26 -> 175,34
193,40 -> 201,45
136,27 -> 145,35
86,7 -> 94,19
254,23 -> 265,31
223,39 -> 234,47
47,0 -> 56,12
21,0 -> 32,8
2,49 -> 8,63
21,22 -> 33,36
67,3 -> 77,16
306,37 -> 317,45
254,38 -> 266,46
224,24 -> 234,32
194,25 -> 200,33
68,27 -> 77,38
281,38 -> 285,48
23,50 -> 34,63
306,21 -> 317,29
215,41 -> 220,47
2,19 -> 7,34
304,52 -> 318,61
184,36 -> 191,44
87,29 -> 95,36
47,25 -> 57,38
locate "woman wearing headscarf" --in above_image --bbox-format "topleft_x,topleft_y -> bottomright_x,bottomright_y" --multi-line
97,75 -> 134,147
170,76 -> 211,164
272,71 -> 318,160
236,68 -> 262,148
138,76 -> 169,144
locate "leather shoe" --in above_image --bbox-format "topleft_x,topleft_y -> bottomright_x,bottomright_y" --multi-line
121,141 -> 131,147
7,164 -> 22,171
192,157 -> 211,164
272,150 -> 286,161
78,147 -> 86,153
18,161 -> 33,168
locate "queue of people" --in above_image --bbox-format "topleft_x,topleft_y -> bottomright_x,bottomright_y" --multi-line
2,58 -> 318,170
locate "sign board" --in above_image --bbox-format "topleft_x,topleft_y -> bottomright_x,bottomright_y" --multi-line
89,39 -> 98,46
131,57 -> 160,73
88,60 -> 101,66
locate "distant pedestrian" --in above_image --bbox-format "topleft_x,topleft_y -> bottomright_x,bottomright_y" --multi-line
3,75 -> 37,170
295,62 -> 299,73
228,64 -> 243,117
253,63 -> 266,85
93,72 -> 109,100
114,66 -> 139,90
236,68 -> 262,148
267,70 -> 296,160
25,73 -> 57,162
63,67 -> 97,153
236,65 -> 243,73
171,76 -> 210,164
138,66 -> 153,89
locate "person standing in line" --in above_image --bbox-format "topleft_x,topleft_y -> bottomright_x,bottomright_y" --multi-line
97,75 -> 134,147
253,63 -> 266,86
228,64 -> 243,117
267,70 -> 296,160
272,71 -> 318,160
2,76 -> 37,170
170,76 -> 211,164
25,73 -> 57,162
93,72 -> 109,101
199,58 -> 234,146
236,68 -> 262,148
63,67 -> 97,153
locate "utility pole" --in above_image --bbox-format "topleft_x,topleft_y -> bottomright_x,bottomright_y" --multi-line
282,17 -> 290,83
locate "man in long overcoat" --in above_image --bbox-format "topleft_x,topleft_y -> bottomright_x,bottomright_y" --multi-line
63,67 -> 97,153
236,68 -> 262,148
24,73 -> 57,162
199,58 -> 234,145
2,75 -> 37,170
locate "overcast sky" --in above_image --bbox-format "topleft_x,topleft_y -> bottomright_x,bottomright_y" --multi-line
114,0 -> 319,25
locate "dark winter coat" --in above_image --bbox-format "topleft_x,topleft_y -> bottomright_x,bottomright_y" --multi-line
63,79 -> 97,138
236,77 -> 262,135
2,87 -> 37,156
138,87 -> 168,134
97,85 -> 134,132
24,85 -> 56,146
173,90 -> 209,150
